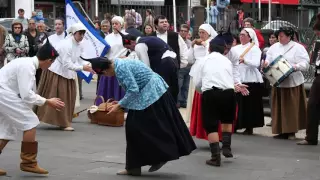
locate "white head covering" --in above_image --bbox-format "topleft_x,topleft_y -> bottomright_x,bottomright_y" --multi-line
243,28 -> 259,46
66,22 -> 86,34
112,16 -> 124,26
199,24 -> 218,39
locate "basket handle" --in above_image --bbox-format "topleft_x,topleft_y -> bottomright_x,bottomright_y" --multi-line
94,96 -> 105,105
106,98 -> 115,103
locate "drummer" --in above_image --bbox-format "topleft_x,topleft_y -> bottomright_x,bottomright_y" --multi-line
263,26 -> 309,140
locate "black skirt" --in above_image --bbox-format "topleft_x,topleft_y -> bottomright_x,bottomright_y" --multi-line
125,91 -> 197,170
152,56 -> 179,103
236,82 -> 265,129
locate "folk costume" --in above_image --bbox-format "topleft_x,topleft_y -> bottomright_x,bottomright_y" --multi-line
120,34 -> 179,101
234,28 -> 264,134
0,36 -> 59,175
87,57 -> 196,176
187,24 -> 217,135
36,23 -> 89,131
194,34 -> 236,166
265,27 -> 309,139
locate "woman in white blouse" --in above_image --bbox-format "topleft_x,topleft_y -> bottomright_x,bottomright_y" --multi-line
96,16 -> 136,104
35,23 -> 94,131
187,24 -> 217,140
264,27 -> 309,139
233,28 -> 264,135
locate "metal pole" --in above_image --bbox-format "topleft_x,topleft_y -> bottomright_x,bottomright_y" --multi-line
188,0 -> 191,21
207,0 -> 209,24
173,0 -> 177,32
95,0 -> 98,17
258,0 -> 261,21
118,0 -> 121,16
268,0 -> 271,24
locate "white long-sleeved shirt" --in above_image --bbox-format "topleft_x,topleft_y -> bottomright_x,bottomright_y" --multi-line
46,33 -> 66,48
233,42 -> 263,83
226,47 -> 241,84
155,31 -> 188,68
265,41 -> 309,87
48,36 -> 89,79
105,31 -> 129,60
194,52 -> 234,93
134,37 -> 177,67
0,56 -> 46,106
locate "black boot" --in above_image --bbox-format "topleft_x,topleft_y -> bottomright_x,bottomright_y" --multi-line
206,142 -> 221,167
222,132 -> 233,158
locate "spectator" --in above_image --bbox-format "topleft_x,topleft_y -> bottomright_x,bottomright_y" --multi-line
144,9 -> 154,28
177,24 -> 192,108
4,21 -> 29,64
14,9 -> 28,31
209,1 -> 219,29
0,25 -> 6,68
131,9 -> 143,30
101,20 -> 111,37
143,24 -> 154,36
243,17 -> 265,49
125,17 -> 143,37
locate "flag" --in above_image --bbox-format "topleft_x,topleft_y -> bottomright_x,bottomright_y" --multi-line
65,0 -> 110,83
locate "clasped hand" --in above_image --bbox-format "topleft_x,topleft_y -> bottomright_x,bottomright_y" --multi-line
235,84 -> 249,96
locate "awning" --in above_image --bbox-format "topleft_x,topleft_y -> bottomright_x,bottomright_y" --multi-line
110,0 -> 164,6
240,0 -> 299,5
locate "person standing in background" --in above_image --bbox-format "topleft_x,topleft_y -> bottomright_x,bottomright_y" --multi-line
14,9 -> 28,31
177,24 -> 192,108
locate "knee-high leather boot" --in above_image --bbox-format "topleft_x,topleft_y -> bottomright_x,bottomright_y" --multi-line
0,151 -> 6,176
20,141 -> 48,174
206,142 -> 221,167
222,132 -> 233,158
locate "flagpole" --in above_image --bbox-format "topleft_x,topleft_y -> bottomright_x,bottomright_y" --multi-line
95,0 -> 98,17
268,0 -> 271,24
73,1 -> 95,26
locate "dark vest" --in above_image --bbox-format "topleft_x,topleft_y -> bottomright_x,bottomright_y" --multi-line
137,36 -> 170,70
151,31 -> 180,68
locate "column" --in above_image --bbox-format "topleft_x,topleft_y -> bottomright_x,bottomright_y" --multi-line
15,0 -> 34,18
192,5 -> 205,39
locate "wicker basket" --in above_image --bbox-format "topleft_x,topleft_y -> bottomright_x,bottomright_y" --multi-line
88,96 -> 125,127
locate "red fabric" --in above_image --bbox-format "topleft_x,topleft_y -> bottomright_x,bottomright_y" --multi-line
254,29 -> 265,49
240,0 -> 298,5
189,91 -> 238,141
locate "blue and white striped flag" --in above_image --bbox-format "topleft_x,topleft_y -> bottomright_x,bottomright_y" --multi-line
65,0 -> 110,83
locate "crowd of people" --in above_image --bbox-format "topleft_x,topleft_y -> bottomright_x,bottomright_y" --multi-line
0,4 -> 319,178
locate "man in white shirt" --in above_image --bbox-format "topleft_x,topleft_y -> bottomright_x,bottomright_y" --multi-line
151,15 -> 189,69
0,38 -> 65,176
195,33 -> 236,167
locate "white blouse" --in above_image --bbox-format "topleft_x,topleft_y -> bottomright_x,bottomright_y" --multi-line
226,47 -> 241,84
233,42 -> 263,83
105,31 -> 129,60
188,38 -> 212,78
47,33 -> 66,48
265,41 -> 309,88
49,37 -> 89,79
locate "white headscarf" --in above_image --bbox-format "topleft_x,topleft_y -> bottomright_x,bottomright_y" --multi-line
199,24 -> 218,39
243,28 -> 259,46
66,22 -> 86,34
112,16 -> 124,26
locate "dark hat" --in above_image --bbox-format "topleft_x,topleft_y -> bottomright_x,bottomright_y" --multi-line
275,26 -> 295,39
117,30 -> 137,46
37,33 -> 59,61
80,56 -> 112,74
222,23 -> 233,45
210,32 -> 227,47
